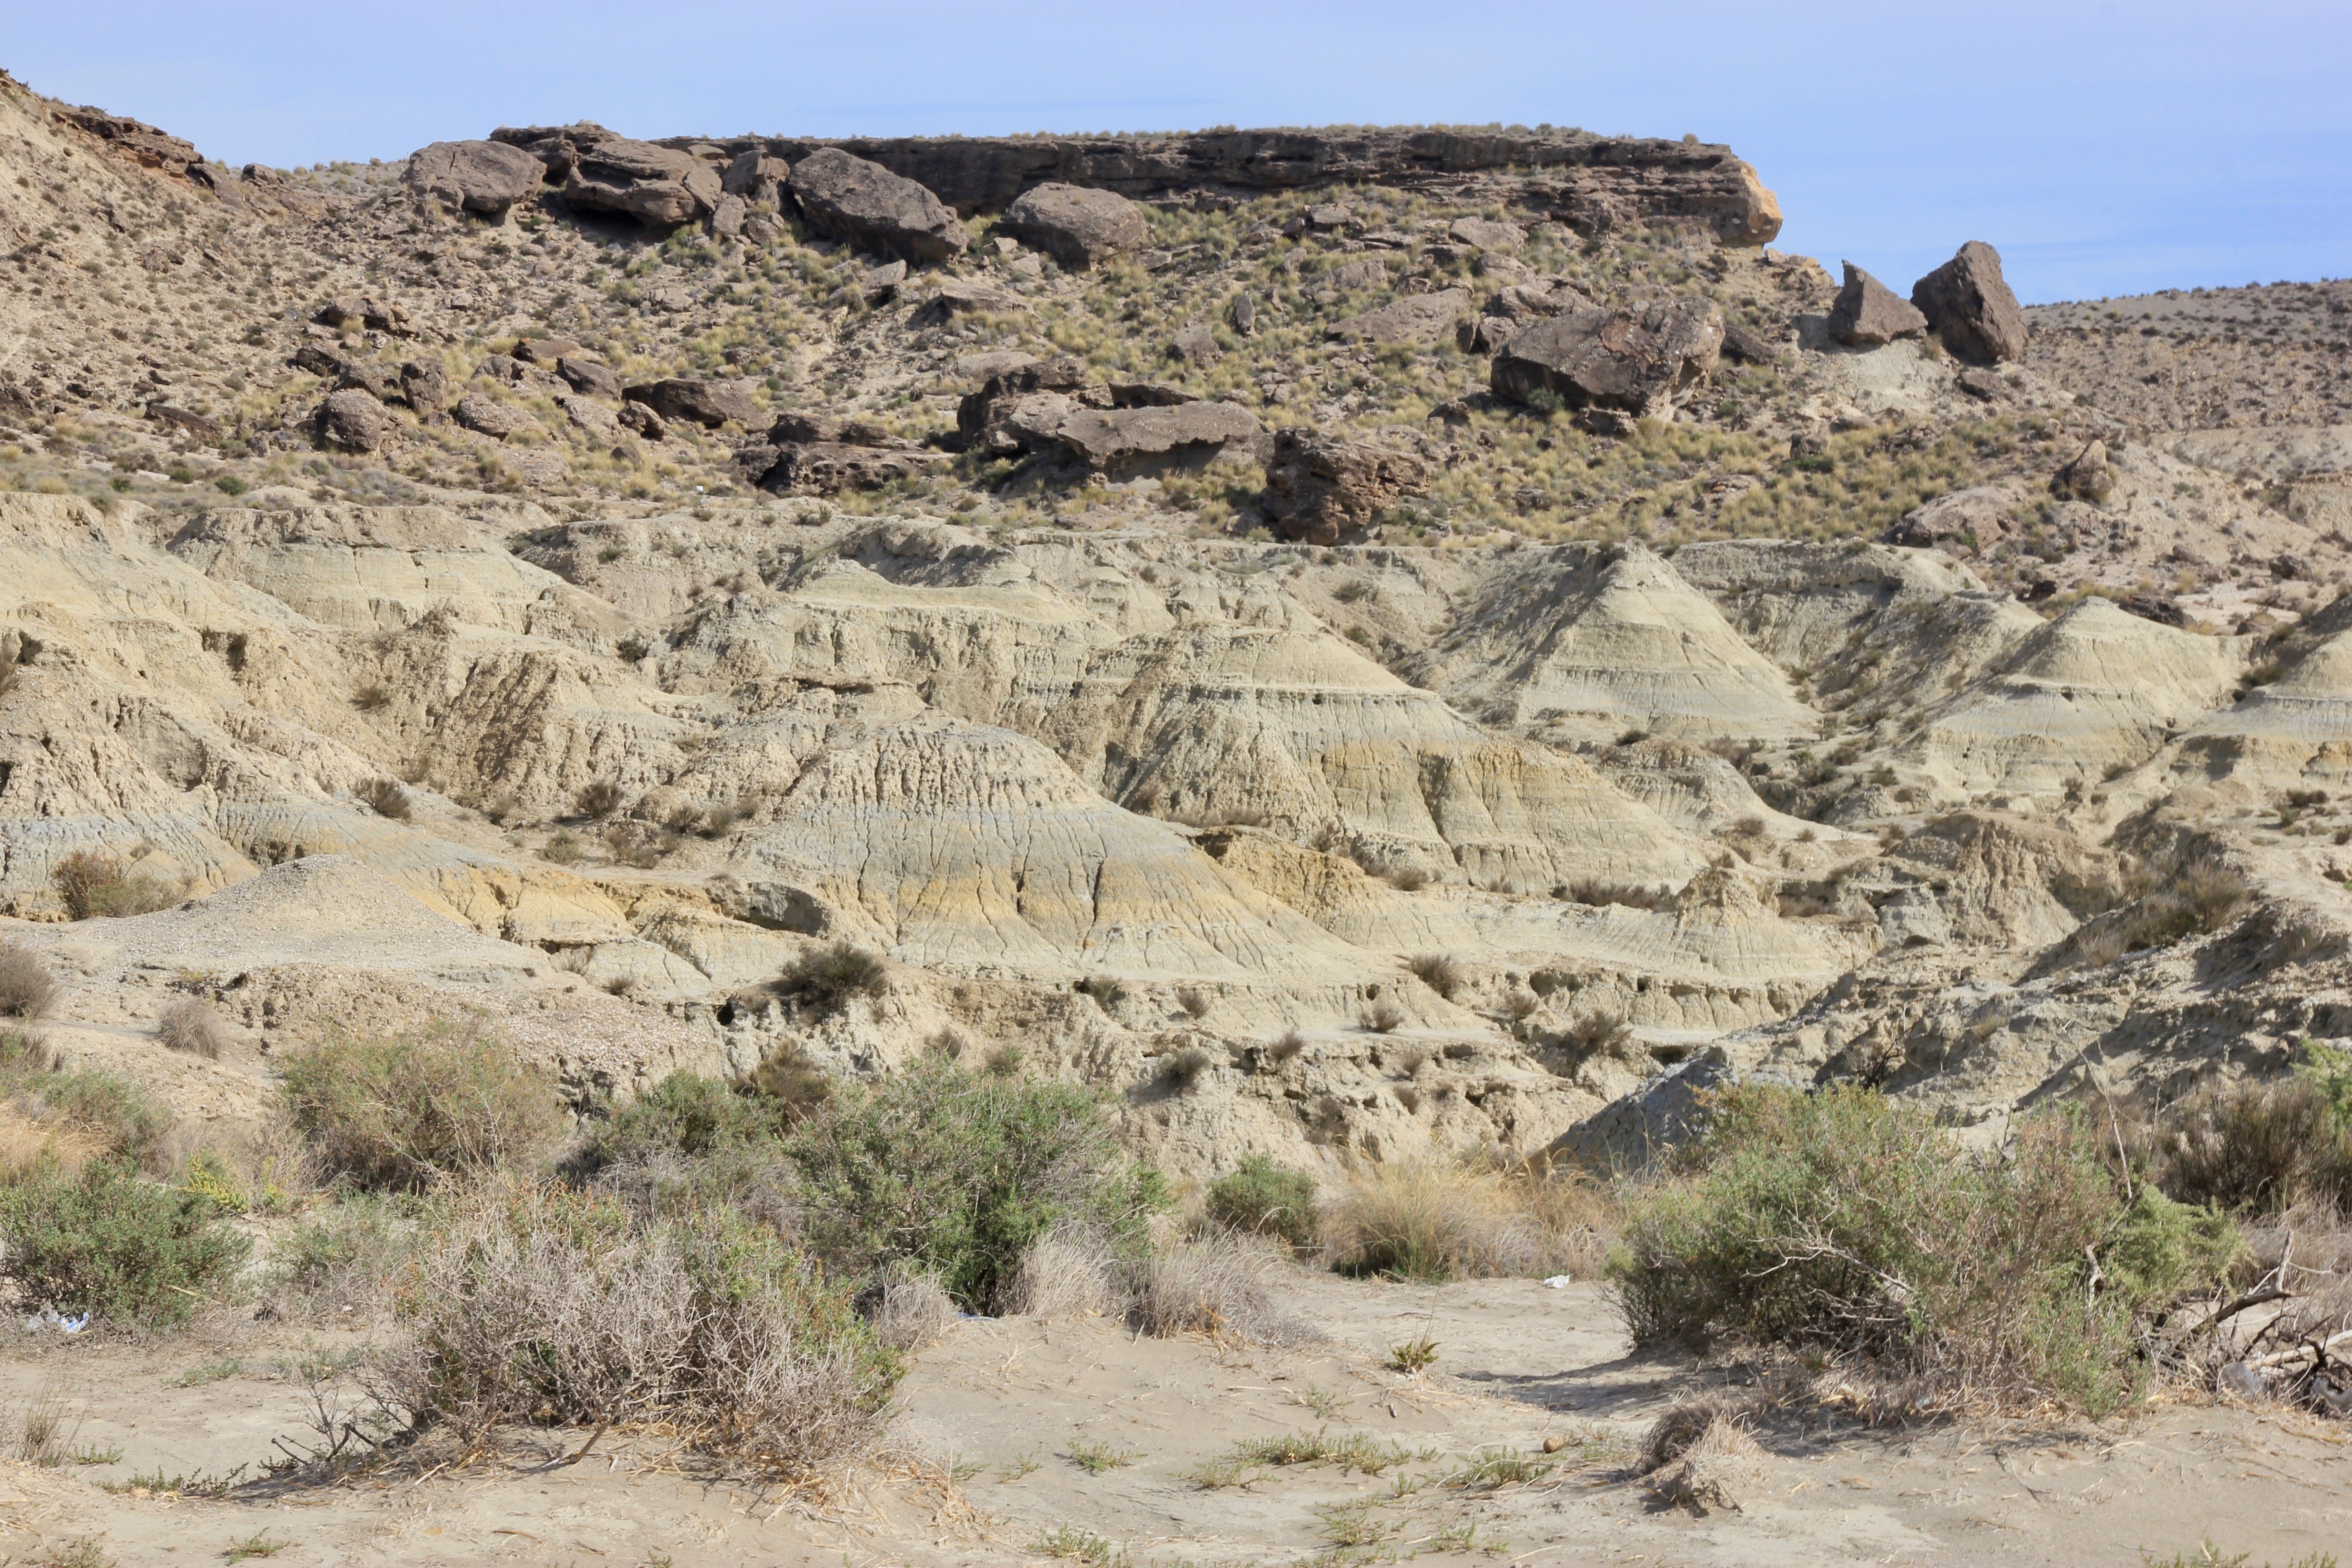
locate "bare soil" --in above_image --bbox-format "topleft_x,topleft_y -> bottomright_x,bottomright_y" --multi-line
2,1272 -> 2344,1566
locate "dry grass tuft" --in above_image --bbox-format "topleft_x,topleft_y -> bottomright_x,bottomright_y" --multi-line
0,942 -> 60,1021
155,998 -> 229,1060
871,1269 -> 958,1352
999,1233 -> 1122,1318
1127,1230 -> 1299,1344
1325,1160 -> 1611,1282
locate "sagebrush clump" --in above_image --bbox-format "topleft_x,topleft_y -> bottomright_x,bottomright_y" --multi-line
280,1023 -> 562,1192
1610,1084 -> 2243,1413
786,1061 -> 1166,1311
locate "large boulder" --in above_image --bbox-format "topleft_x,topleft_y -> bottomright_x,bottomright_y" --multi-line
723,150 -> 790,205
1911,241 -> 2028,363
622,378 -> 762,428
1490,298 -> 1725,418
1327,288 -> 1473,346
1884,484 -> 2019,551
453,393 -> 535,440
403,140 -> 548,217
557,356 -> 622,401
1827,261 -> 1927,347
787,148 -> 967,264
314,389 -> 393,452
1260,430 -> 1427,546
1054,401 -> 1263,476
996,183 -> 1148,270
560,139 -> 721,228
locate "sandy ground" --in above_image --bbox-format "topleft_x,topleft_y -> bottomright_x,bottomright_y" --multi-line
0,1270 -> 2346,1566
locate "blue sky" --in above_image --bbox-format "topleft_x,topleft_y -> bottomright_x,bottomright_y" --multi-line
8,1 -> 2346,304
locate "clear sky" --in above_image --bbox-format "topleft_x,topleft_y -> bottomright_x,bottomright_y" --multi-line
7,1 -> 2346,304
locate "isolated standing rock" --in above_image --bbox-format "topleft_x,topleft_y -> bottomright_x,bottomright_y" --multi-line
1828,262 -> 1927,347
1911,241 -> 2029,363
314,389 -> 392,452
623,378 -> 761,428
788,147 -> 967,264
2054,439 -> 2114,503
997,183 -> 1149,270
403,140 -> 548,217
1491,298 -> 1725,418
398,360 -> 449,414
557,356 -> 622,401
1261,430 -> 1428,546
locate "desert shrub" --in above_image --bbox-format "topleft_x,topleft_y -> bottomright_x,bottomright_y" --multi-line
588,1071 -> 787,1167
573,780 -> 625,818
774,941 -> 888,1014
1386,865 -> 1433,892
1361,1000 -> 1406,1034
1406,954 -> 1465,1000
1176,986 -> 1212,1021
1127,1232 -> 1292,1342
0,1036 -> 173,1171
2144,1047 -> 2352,1216
742,1040 -> 836,1121
1267,1029 -> 1308,1064
51,851 -> 178,920
357,779 -> 411,820
1327,1161 -> 1608,1282
0,1161 -> 250,1326
1204,1155 -> 1320,1251
385,1181 -> 894,1477
1564,879 -> 1677,911
785,1064 -> 1166,1311
155,998 -> 227,1059
0,941 -> 60,1020
1155,1046 -> 1215,1092
280,1024 -> 563,1192
1610,1085 -> 2243,1413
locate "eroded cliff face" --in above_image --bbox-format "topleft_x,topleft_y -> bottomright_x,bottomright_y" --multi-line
10,475 -> 2352,1181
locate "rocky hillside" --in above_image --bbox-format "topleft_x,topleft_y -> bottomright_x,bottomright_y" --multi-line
4,66 -> 2350,1177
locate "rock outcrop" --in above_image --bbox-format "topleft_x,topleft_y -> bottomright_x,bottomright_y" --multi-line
996,182 -> 1149,269
787,147 -> 967,264
403,139 -> 548,217
490,123 -> 720,227
1490,298 -> 1724,418
1260,431 -> 1427,545
666,126 -> 1782,245
1828,262 -> 1927,347
1912,241 -> 2029,363
623,378 -> 761,429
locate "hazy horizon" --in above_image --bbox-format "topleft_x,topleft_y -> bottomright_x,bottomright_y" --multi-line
8,0 -> 2347,304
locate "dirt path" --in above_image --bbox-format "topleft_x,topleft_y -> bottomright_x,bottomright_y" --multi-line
0,1271 -> 2345,1565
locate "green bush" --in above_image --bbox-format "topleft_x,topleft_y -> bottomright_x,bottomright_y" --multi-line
594,1071 -> 786,1161
391,1181 -> 894,1475
786,1062 -> 1166,1310
1610,1085 -> 2241,1413
280,1024 -> 563,1192
1204,1156 -> 1321,1252
0,1033 -> 174,1171
0,1161 -> 250,1326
